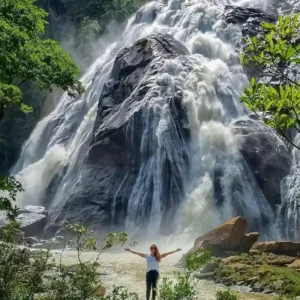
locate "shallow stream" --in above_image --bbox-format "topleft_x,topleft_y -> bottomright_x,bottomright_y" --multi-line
51,249 -> 275,300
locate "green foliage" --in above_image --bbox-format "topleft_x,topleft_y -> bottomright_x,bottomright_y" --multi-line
0,0 -> 84,118
185,248 -> 212,271
216,290 -> 237,300
214,252 -> 300,297
78,17 -> 101,41
0,244 -> 50,300
66,0 -> 148,36
240,13 -> 300,149
0,222 -> 134,299
105,286 -> 139,299
0,176 -> 23,219
0,176 -> 24,243
159,272 -> 197,300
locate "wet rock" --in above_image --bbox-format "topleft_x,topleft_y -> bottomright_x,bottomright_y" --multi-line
263,287 -> 273,294
253,281 -> 264,292
194,271 -> 214,279
223,5 -> 277,37
252,241 -> 300,257
232,118 -> 291,210
245,276 -> 259,285
239,232 -> 259,252
48,34 -> 192,234
21,205 -> 48,216
26,236 -> 41,245
17,213 -> 46,237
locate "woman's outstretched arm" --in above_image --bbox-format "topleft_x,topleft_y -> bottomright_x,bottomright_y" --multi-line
125,248 -> 145,258
161,248 -> 182,258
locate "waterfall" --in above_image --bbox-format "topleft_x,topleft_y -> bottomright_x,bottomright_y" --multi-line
12,0 -> 290,239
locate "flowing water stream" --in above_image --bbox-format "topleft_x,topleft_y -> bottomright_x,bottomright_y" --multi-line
50,248 -> 275,299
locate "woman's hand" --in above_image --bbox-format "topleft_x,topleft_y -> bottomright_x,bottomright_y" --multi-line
176,248 -> 182,252
124,247 -> 130,252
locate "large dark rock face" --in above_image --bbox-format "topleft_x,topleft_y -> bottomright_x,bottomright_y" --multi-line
48,34 -> 192,234
223,5 -> 277,37
232,116 -> 291,209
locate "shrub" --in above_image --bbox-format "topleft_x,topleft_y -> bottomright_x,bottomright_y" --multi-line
216,290 -> 238,300
159,272 -> 197,300
0,221 -> 135,300
185,248 -> 212,271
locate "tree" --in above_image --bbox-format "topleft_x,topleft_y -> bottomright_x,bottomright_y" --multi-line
66,0 -> 148,37
0,0 -> 84,232
0,0 -> 84,120
240,13 -> 300,150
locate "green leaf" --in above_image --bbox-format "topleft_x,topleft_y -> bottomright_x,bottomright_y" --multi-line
261,22 -> 277,30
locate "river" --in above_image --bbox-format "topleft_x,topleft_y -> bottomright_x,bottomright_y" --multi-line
51,248 -> 275,299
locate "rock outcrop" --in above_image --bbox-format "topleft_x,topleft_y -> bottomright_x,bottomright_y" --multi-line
192,217 -> 247,255
252,241 -> 300,257
0,206 -> 47,238
239,232 -> 260,252
223,5 -> 277,37
48,34 -> 192,234
288,259 -> 300,269
232,117 -> 291,209
186,217 -> 259,257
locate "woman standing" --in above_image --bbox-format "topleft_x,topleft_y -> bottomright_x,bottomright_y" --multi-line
125,245 -> 182,300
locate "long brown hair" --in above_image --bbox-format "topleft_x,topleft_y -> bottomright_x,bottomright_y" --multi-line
151,244 -> 161,262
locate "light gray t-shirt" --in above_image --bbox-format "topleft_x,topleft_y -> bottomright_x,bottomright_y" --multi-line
145,254 -> 159,273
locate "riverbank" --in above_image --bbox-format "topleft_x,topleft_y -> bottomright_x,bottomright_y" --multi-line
50,249 -> 275,299
197,252 -> 300,298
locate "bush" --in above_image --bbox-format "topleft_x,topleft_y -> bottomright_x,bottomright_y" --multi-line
216,290 -> 238,300
0,244 -> 50,300
159,272 -> 197,300
0,222 -> 136,300
185,248 -> 212,271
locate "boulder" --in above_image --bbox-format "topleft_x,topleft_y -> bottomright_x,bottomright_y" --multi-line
21,205 -> 48,216
17,213 -> 47,237
0,206 -> 47,239
191,217 -> 247,256
288,259 -> 300,269
252,241 -> 300,257
239,232 -> 260,252
47,34 -> 192,234
193,271 -> 214,279
266,255 -> 297,267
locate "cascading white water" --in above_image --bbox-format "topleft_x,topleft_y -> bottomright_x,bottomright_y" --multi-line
278,134 -> 300,240
12,0 -> 289,239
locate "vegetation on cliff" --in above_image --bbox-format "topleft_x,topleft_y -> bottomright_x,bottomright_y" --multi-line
65,0 -> 148,39
240,13 -> 300,150
0,0 -> 84,119
0,0 -> 85,175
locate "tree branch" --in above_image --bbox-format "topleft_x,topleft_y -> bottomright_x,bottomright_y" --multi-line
278,129 -> 300,150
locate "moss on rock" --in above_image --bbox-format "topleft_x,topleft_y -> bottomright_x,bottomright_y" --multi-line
212,253 -> 300,297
